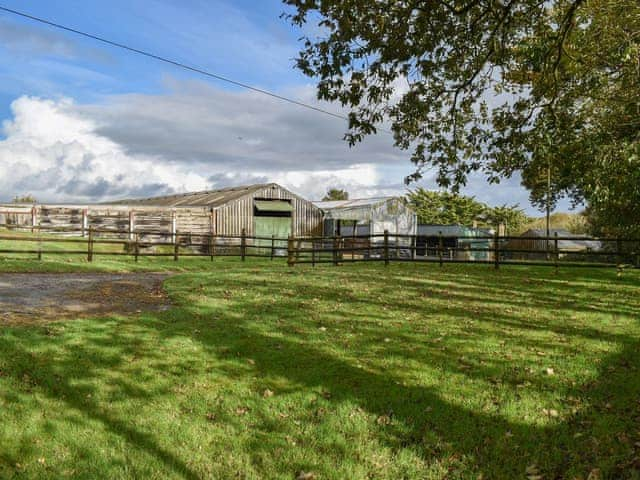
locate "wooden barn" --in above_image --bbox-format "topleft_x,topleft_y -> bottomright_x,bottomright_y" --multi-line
0,183 -> 323,243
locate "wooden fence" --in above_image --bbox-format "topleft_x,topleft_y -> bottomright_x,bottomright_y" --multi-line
286,230 -> 640,270
1,224 -> 639,269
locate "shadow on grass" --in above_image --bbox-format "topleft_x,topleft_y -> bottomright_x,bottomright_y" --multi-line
0,262 -> 638,478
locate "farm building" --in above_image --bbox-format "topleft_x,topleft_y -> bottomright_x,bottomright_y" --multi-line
503,228 -> 602,260
314,197 -> 417,239
0,183 -> 323,244
417,224 -> 493,260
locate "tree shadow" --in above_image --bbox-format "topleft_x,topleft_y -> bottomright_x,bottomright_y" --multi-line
0,262 -> 638,478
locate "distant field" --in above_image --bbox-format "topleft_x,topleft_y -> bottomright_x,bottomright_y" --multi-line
0,258 -> 639,479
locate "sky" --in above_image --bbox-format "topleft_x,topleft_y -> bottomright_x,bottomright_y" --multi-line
0,0 -> 573,214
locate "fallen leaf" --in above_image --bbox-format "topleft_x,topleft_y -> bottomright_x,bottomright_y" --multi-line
587,468 -> 601,480
205,412 -> 216,422
545,367 -> 555,376
263,389 -> 274,398
376,414 -> 392,425
235,406 -> 249,416
525,464 -> 543,480
296,471 -> 315,480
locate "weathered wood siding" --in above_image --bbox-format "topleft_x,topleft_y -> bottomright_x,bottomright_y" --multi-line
1,185 -> 323,240
214,184 -> 323,237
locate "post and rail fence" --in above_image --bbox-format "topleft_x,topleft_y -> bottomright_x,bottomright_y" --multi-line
0,223 -> 638,270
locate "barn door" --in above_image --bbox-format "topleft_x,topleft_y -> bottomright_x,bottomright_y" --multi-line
255,216 -> 291,254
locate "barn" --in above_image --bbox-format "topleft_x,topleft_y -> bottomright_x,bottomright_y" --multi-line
0,183 -> 324,244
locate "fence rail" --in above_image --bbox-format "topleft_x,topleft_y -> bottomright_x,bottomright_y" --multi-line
0,224 -> 638,269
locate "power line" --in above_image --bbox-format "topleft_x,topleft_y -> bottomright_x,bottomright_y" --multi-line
0,5 -> 353,123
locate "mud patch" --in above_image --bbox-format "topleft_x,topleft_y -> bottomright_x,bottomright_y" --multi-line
0,273 -> 171,324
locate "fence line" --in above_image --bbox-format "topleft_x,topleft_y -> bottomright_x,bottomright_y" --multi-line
0,225 -> 639,269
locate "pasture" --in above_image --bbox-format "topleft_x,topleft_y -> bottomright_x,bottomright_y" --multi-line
0,257 -> 639,479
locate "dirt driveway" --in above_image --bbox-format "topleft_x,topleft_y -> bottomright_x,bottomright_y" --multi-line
0,273 -> 171,324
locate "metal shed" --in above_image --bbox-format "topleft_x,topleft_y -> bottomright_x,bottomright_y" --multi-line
417,224 -> 493,260
314,197 -> 417,238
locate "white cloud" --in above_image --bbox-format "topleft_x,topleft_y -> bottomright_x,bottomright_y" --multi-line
0,96 -> 208,202
0,93 -> 399,203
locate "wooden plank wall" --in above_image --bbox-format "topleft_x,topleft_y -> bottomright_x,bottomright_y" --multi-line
213,185 -> 323,237
1,188 -> 324,240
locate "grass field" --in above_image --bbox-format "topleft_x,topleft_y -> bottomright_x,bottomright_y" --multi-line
1,256 -> 639,479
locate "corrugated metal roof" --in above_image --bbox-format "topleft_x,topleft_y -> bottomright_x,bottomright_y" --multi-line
418,224 -> 490,237
314,196 -> 398,210
107,183 -> 275,208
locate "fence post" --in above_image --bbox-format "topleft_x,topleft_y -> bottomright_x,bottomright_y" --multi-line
37,230 -> 42,261
287,234 -> 295,267
134,232 -> 139,263
494,230 -> 500,270
333,236 -> 339,266
270,234 -> 275,260
312,239 -> 316,267
617,239 -> 623,266
411,234 -> 416,261
174,232 -> 179,261
384,230 -> 389,267
241,228 -> 246,262
438,231 -> 443,267
87,226 -> 94,262
554,231 -> 559,272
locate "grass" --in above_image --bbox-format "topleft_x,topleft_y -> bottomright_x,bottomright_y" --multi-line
1,255 -> 640,479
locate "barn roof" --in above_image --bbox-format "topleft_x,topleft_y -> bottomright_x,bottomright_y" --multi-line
108,183 -> 277,208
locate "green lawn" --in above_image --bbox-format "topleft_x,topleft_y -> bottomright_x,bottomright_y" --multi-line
1,257 -> 639,479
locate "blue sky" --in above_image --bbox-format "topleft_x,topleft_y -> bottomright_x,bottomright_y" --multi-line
0,0 -> 571,214
0,0 -> 305,109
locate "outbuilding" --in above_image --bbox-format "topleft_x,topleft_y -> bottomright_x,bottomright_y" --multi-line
314,196 -> 417,239
502,228 -> 602,260
416,224 -> 493,260
1,183 -> 324,246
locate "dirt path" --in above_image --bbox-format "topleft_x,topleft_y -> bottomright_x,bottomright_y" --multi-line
0,273 -> 171,324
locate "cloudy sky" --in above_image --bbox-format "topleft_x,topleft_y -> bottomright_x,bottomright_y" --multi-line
0,0 -> 572,214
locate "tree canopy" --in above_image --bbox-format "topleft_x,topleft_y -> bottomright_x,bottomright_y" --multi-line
12,194 -> 36,204
285,0 -> 640,236
322,188 -> 349,201
407,188 -> 527,233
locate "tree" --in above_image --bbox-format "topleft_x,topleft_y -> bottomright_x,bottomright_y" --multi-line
322,188 -> 349,201
483,205 -> 528,234
407,188 -> 526,233
285,0 -> 640,236
13,194 -> 36,204
407,188 -> 485,226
